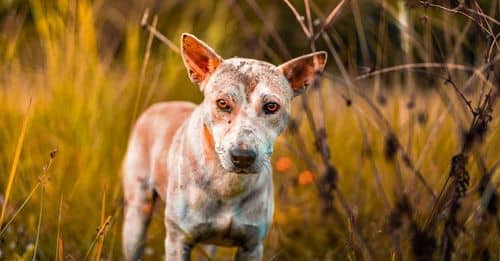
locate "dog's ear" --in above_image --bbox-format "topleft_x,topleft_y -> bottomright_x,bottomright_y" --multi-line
181,33 -> 223,87
278,51 -> 327,96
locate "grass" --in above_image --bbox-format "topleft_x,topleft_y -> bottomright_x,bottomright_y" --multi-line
0,0 -> 498,260
0,97 -> 31,229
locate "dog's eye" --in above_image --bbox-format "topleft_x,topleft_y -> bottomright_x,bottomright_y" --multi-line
263,102 -> 280,114
216,99 -> 231,112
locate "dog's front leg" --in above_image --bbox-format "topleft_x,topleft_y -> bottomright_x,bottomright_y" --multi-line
165,229 -> 192,261
235,244 -> 263,261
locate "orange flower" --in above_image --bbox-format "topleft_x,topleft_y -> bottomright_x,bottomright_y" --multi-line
298,170 -> 314,185
275,156 -> 293,172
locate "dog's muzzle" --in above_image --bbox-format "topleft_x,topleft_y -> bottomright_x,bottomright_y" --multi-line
229,147 -> 257,172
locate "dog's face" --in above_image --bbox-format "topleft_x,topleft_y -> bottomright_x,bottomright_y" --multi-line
181,34 -> 327,174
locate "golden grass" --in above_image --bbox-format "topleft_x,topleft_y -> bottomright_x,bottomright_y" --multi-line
93,190 -> 107,260
32,185 -> 44,260
55,194 -> 64,261
0,98 -> 31,230
0,0 -> 498,260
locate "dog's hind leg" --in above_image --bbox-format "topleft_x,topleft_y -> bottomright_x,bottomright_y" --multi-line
122,142 -> 156,261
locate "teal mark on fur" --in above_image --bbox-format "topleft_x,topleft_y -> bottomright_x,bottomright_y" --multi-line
257,222 -> 268,240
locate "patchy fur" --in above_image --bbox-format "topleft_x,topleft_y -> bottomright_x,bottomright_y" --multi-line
122,33 -> 327,261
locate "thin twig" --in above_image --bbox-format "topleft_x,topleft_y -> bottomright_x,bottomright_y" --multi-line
336,189 -> 376,261
132,11 -> 158,125
464,4 -> 500,26
420,1 -> 498,44
357,61 -> 497,91
0,183 -> 41,237
83,216 -> 112,261
246,0 -> 292,59
312,0 -> 347,41
55,194 -> 64,261
32,185 -> 45,261
282,0 -> 312,38
140,9 -> 180,54
357,63 -> 473,80
0,150 -> 56,237
304,0 -> 313,36
283,2 -> 378,259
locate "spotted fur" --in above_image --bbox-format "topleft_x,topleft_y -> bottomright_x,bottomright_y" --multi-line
122,33 -> 327,261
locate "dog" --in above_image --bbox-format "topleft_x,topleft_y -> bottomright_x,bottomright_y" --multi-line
122,33 -> 327,260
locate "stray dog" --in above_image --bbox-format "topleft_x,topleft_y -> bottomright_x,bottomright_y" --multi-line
122,33 -> 327,260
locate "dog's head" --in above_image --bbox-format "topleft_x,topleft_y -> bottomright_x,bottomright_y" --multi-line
181,33 -> 327,174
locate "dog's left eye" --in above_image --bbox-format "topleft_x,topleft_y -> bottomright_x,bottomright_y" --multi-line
216,99 -> 231,112
263,102 -> 280,114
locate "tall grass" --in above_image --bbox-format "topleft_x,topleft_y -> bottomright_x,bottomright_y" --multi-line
0,97 -> 31,229
0,0 -> 498,260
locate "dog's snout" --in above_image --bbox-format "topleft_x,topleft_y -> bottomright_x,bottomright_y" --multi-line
230,147 -> 256,169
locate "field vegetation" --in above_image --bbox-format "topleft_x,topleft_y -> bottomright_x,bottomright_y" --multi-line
0,0 -> 498,260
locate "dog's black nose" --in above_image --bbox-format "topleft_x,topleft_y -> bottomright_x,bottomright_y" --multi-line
229,148 -> 256,169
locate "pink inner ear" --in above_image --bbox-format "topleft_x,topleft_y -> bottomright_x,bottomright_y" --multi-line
279,52 -> 327,95
185,54 -> 209,83
182,35 -> 222,84
284,60 -> 316,93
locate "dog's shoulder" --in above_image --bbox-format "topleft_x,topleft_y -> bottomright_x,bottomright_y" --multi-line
142,101 -> 197,118
128,101 -> 197,157
134,101 -> 196,129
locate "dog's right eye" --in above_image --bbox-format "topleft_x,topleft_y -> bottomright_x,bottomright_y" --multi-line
216,99 -> 231,112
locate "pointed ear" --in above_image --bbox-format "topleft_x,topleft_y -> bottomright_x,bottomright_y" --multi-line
181,33 -> 223,86
278,51 -> 327,96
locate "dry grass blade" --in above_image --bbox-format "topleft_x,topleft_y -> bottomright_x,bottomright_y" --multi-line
140,9 -> 180,54
0,1 -> 498,259
355,62 -> 496,89
324,0 -> 347,28
83,215 -> 112,261
245,0 -> 292,59
0,150 -> 56,237
304,0 -> 313,35
467,5 -> 500,26
336,190 -> 375,261
33,152 -> 55,260
0,97 -> 32,230
93,190 -> 107,260
486,34 -> 499,64
81,198 -> 122,261
55,194 -> 64,261
132,12 -> 158,124
419,1 -> 498,44
0,183 -> 41,237
282,1 -> 376,258
32,185 -> 45,261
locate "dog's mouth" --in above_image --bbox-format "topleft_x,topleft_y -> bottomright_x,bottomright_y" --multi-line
233,168 -> 259,175
226,163 -> 260,174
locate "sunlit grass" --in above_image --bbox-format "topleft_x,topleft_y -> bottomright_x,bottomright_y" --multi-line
0,0 -> 498,260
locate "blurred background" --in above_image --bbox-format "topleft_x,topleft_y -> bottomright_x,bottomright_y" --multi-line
0,0 -> 498,260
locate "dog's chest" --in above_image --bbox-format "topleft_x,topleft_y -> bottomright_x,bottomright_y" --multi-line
187,193 -> 270,247
167,181 -> 273,248
190,211 -> 267,248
